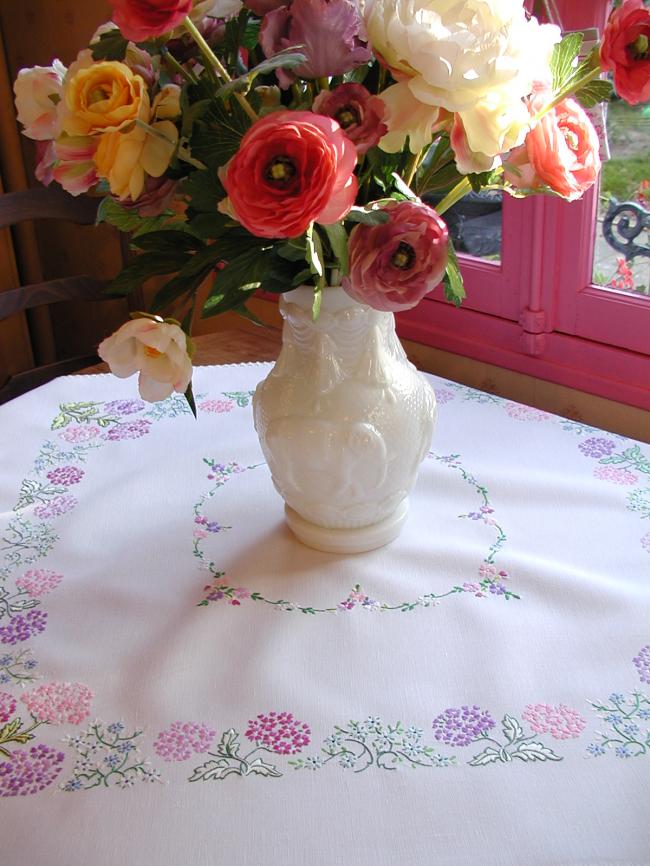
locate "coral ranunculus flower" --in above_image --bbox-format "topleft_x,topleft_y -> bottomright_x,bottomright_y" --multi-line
312,83 -> 387,156
222,110 -> 358,238
342,200 -> 448,312
109,0 -> 193,43
601,0 -> 650,105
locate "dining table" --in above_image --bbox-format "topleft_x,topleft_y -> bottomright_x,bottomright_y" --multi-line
0,344 -> 648,866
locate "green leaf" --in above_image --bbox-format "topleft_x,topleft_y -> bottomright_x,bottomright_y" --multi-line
214,48 -> 307,99
442,241 -> 466,307
90,29 -> 128,62
345,206 -> 390,226
416,136 -> 455,196
575,79 -> 613,108
321,222 -> 349,275
259,251 -> 308,293
391,172 -> 417,201
551,32 -> 584,92
0,718 -> 23,744
291,268 -> 312,287
501,715 -> 524,745
150,244 -> 226,313
130,231 -> 204,255
106,251 -> 192,297
96,198 -> 172,237
201,246 -> 271,317
276,236 -> 307,262
190,99 -> 252,169
306,224 -> 324,284
312,284 -> 322,320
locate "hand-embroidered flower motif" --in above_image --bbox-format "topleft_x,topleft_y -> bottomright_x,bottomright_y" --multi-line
34,494 -> 77,519
0,611 -> 48,645
21,681 -> 93,725
0,744 -> 65,796
59,424 -> 102,443
578,437 -> 617,458
15,569 -> 63,598
504,403 -> 549,421
432,706 -> 496,747
198,399 -> 235,414
433,387 -> 455,405
103,399 -> 146,415
0,692 -> 17,724
521,703 -> 586,740
102,419 -> 152,440
642,532 -> 650,554
633,646 -> 650,684
593,465 -> 638,485
154,721 -> 217,762
245,712 -> 311,755
45,466 -> 84,486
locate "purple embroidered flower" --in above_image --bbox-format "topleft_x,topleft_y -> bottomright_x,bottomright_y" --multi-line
245,711 -> 311,755
103,419 -> 152,441
34,494 -> 77,520
103,399 -> 146,415
0,610 -> 48,645
15,569 -> 63,598
633,645 -> 650,684
59,424 -> 102,443
505,403 -> 548,421
206,589 -> 226,602
433,388 -> 455,405
521,704 -> 586,740
206,522 -> 223,533
21,681 -> 93,725
153,721 -> 216,762
198,399 -> 234,414
46,466 -> 84,487
578,437 -> 617,458
432,706 -> 495,747
593,465 -> 638,485
0,744 -> 65,796
488,582 -> 507,595
642,532 -> 650,554
0,692 -> 17,724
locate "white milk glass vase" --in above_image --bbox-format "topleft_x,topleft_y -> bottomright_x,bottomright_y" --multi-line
252,285 -> 437,554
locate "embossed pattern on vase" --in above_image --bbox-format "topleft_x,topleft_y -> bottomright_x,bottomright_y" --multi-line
253,287 -> 436,530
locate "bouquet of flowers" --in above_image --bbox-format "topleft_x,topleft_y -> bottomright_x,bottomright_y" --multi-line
13,0 -> 650,410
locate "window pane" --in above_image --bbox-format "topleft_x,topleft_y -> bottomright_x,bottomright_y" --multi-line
426,191 -> 503,263
592,98 -> 650,298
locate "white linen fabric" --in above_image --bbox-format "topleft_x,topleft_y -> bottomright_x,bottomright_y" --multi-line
0,363 -> 648,866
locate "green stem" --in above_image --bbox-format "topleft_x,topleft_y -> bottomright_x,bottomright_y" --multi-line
436,177 -> 472,215
403,150 -> 425,189
537,64 -> 602,119
183,16 -> 258,123
317,77 -> 330,92
161,48 -> 198,85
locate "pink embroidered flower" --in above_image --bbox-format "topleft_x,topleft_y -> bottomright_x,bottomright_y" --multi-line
593,465 -> 638,485
0,744 -> 65,796
198,399 -> 235,414
641,531 -> 650,554
15,569 -> 63,598
21,681 -> 93,725
462,582 -> 484,597
348,589 -> 367,602
34,494 -> 77,520
0,692 -> 17,724
478,564 -> 497,579
59,424 -> 102,443
193,529 -> 209,539
46,466 -> 84,487
504,403 -> 549,421
233,587 -> 250,599
312,83 -> 387,156
522,703 -> 586,740
245,711 -> 311,755
153,721 -> 216,761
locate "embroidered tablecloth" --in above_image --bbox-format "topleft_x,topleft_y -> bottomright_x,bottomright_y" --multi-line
0,363 -> 648,866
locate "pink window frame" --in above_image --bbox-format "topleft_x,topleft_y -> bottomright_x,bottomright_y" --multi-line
398,0 -> 650,411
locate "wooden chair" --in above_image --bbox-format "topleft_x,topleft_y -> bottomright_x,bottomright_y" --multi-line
0,186 -> 136,404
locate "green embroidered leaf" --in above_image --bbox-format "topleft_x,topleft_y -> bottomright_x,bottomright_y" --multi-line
50,413 -> 68,430
0,718 -> 25,744
244,757 -> 282,778
501,714 -> 524,744
218,728 -> 240,757
188,758 -> 240,781
468,747 -> 502,766
512,741 -> 562,762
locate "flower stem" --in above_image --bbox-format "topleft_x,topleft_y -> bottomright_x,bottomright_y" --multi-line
403,150 -> 425,189
536,64 -> 603,119
161,47 -> 198,85
183,16 -> 258,123
436,177 -> 472,215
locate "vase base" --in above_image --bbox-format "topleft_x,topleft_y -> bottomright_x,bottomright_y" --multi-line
284,499 -> 409,555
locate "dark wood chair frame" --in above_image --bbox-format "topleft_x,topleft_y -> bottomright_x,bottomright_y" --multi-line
0,186 -> 135,405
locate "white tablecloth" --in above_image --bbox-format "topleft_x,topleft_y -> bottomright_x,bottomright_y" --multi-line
0,363 -> 648,866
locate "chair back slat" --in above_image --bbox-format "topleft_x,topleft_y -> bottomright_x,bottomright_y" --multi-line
0,187 -> 100,230
0,276 -> 109,319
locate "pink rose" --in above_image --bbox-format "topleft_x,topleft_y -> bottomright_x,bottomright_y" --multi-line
52,136 -> 99,196
342,200 -> 449,312
223,110 -> 357,238
13,60 -> 66,141
260,0 -> 371,89
109,0 -> 193,42
35,141 -> 56,187
601,0 -> 650,106
312,83 -> 386,156
505,89 -> 601,202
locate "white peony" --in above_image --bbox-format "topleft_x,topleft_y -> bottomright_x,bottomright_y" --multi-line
365,0 -> 560,159
98,319 -> 193,403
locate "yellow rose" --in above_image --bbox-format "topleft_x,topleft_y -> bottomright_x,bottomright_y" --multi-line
94,120 -> 178,201
62,61 -> 148,137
